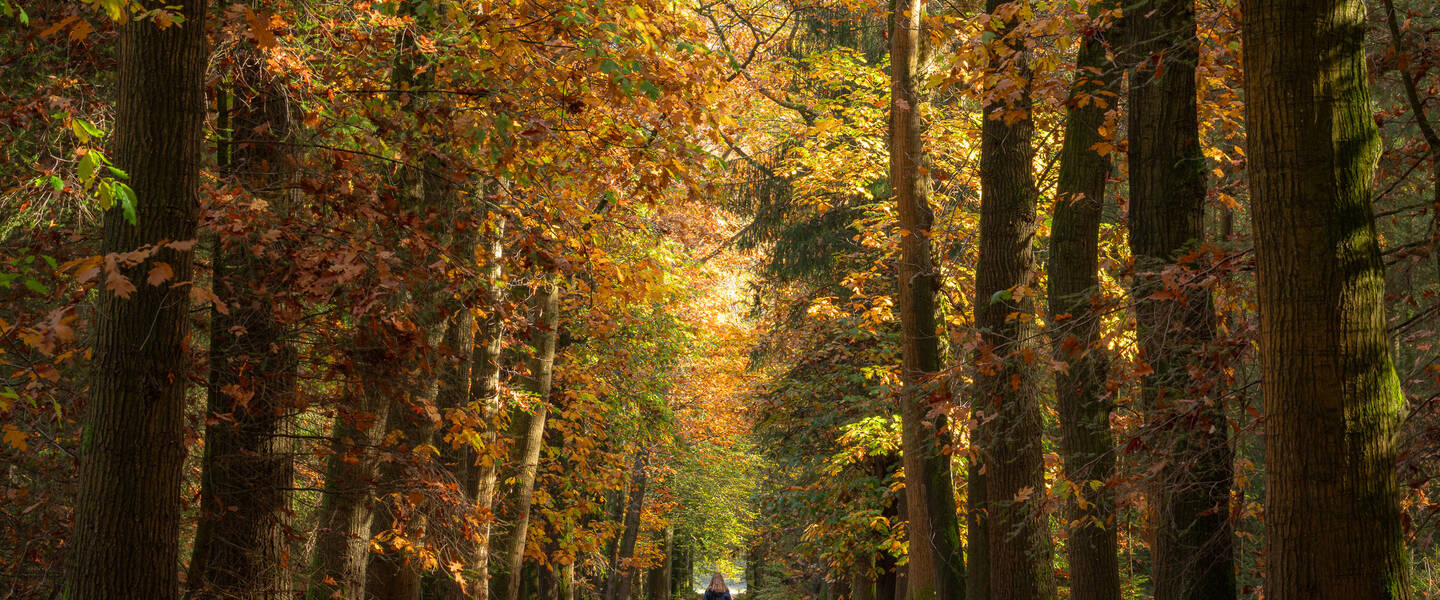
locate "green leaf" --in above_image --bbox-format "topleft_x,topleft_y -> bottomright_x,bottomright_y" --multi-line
48,175 -> 64,191
114,182 -> 138,225
22,278 -> 46,294
987,288 -> 1012,305
106,165 -> 129,180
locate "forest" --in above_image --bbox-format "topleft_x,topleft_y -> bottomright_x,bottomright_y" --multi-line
1,0 -> 1439,598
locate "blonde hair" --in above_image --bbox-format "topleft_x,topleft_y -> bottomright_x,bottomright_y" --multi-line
707,572 -> 729,593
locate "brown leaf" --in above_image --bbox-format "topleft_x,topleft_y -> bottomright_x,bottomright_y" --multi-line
147,262 -> 174,287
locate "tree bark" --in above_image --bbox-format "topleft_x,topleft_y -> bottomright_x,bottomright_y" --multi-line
189,42 -> 298,600
974,1 -> 1055,598
494,280 -> 561,600
1125,2 -> 1234,598
1241,0 -> 1412,597
64,2 -> 207,598
888,1 -> 966,598
1046,6 -> 1121,600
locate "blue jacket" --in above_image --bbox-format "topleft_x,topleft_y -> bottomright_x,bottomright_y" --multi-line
703,590 -> 732,600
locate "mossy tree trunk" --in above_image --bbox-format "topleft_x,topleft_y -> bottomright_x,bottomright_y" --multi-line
1242,0 -> 1412,597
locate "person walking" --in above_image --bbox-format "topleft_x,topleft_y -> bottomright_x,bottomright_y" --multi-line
703,573 -> 732,600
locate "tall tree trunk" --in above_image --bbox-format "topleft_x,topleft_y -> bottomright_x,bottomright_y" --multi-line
1126,2 -> 1233,598
1241,0 -> 1412,597
189,44 -> 298,600
888,1 -> 966,598
495,280 -> 561,600
974,1 -> 1054,598
1046,6 -> 1121,600
468,222 -> 508,600
606,449 -> 650,600
64,2 -> 207,598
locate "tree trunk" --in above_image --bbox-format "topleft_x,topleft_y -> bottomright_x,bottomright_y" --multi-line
1126,2 -> 1234,598
1046,6 -> 1121,600
647,527 -> 673,600
1241,0 -> 1412,597
189,43 -> 298,600
495,280 -> 561,600
607,450 -> 651,600
309,320 -> 406,599
469,223 -> 508,600
888,1 -> 966,598
64,2 -> 207,598
975,1 -> 1054,598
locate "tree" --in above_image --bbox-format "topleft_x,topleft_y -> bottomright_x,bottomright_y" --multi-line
63,2 -> 208,598
1046,4 -> 1121,600
1126,1 -> 1234,597
494,278 -> 561,600
889,0 -> 966,598
189,26 -> 298,599
1242,0 -> 1412,597
974,0 -> 1055,597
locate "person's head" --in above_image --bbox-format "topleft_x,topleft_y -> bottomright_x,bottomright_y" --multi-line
707,572 -> 728,593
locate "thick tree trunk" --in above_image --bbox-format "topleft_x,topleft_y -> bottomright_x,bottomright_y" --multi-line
189,46 -> 298,600
1126,2 -> 1234,598
974,1 -> 1054,599
1241,0 -> 1412,597
1046,7 -> 1121,600
606,450 -> 651,600
495,280 -> 561,600
888,1 -> 966,598
64,2 -> 207,598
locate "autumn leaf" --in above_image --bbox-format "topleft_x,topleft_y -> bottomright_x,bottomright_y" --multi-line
2,424 -> 28,452
147,262 -> 173,286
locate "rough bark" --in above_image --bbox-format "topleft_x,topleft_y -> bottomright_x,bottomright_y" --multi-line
974,1 -> 1055,598
888,1 -> 966,598
189,45 -> 298,600
494,280 -> 561,600
63,2 -> 207,598
1125,2 -> 1234,598
1241,0 -> 1412,597
1046,7 -> 1121,600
